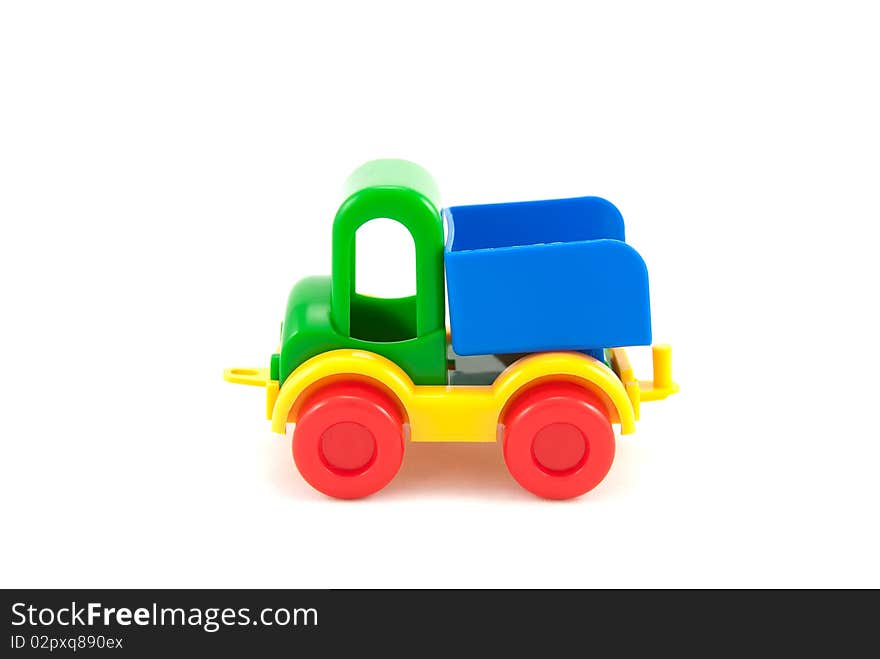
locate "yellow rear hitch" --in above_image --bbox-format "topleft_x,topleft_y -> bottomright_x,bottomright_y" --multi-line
223,367 -> 270,387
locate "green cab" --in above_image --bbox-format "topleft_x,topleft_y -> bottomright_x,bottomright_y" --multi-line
273,159 -> 448,387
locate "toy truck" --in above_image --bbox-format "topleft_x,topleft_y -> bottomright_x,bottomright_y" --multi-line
225,159 -> 677,499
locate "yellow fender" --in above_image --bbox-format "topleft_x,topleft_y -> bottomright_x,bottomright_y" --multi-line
269,349 -> 637,441
493,352 -> 636,433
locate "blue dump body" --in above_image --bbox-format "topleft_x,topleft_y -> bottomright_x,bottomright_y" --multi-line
443,196 -> 652,356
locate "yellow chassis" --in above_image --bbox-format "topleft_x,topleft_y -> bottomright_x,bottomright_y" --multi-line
225,345 -> 677,442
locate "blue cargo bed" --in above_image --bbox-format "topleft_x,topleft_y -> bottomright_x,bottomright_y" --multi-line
442,196 -> 652,356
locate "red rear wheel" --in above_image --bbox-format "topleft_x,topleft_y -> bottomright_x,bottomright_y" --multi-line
292,381 -> 405,499
502,382 -> 615,499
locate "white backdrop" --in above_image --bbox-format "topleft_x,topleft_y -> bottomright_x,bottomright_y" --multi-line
2,1 -> 878,588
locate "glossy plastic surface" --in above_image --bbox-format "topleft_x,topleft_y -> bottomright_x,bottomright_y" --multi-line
278,159 -> 448,386
443,196 -> 652,356
292,380 -> 405,499
222,161 -> 680,499
502,381 -> 615,499
270,348 -> 638,440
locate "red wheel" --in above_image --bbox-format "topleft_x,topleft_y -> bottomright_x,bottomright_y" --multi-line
502,382 -> 615,499
292,381 -> 405,499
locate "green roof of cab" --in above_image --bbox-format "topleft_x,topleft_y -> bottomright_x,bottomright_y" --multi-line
277,159 -> 448,387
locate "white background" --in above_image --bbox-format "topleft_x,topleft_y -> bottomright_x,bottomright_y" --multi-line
2,1 -> 878,588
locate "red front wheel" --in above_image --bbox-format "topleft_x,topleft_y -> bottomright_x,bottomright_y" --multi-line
292,381 -> 405,499
502,382 -> 615,499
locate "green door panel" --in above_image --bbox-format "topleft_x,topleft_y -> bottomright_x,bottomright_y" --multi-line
278,277 -> 447,386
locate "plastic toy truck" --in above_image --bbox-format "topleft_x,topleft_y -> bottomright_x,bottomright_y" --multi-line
225,159 -> 677,499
